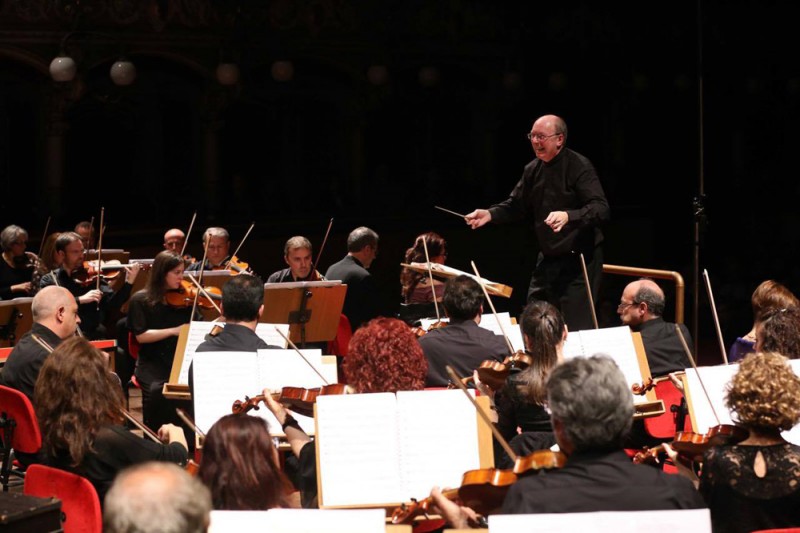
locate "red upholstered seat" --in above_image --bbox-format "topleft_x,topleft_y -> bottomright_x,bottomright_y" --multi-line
0,384 -> 43,490
643,378 -> 692,440
24,464 -> 102,533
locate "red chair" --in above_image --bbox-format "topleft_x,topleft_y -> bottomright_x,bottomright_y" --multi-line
643,377 -> 692,440
128,331 -> 143,390
750,529 -> 800,533
326,314 -> 352,357
24,464 -> 102,533
0,384 -> 42,491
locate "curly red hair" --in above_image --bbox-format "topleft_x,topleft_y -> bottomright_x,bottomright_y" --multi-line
343,317 -> 427,393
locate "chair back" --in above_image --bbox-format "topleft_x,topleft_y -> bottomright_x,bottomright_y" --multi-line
643,378 -> 692,439
23,464 -> 102,533
326,314 -> 352,357
0,385 -> 42,454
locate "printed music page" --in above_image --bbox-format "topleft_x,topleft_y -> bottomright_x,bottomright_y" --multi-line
685,360 -> 800,445
176,321 -> 290,384
315,390 -> 485,508
395,389 -> 481,498
209,509 -> 385,533
490,508 -> 711,533
255,349 -> 331,391
476,312 -> 525,353
563,326 -> 648,403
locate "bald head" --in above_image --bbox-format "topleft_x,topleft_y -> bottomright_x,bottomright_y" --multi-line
104,462 -> 211,533
32,286 -> 80,339
618,278 -> 665,327
529,114 -> 567,162
163,228 -> 186,253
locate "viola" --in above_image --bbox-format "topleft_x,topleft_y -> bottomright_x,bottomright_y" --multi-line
474,351 -> 533,391
231,384 -> 351,418
633,424 -> 749,465
165,279 -> 222,309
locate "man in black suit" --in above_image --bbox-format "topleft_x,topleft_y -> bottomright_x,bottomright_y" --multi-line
324,227 -> 380,332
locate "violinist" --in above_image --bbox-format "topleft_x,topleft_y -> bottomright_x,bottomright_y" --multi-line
667,352 -> 800,533
400,231 -> 447,305
197,414 -> 295,510
419,275 -> 507,387
127,251 -> 198,431
755,306 -> 800,359
185,227 -> 231,272
431,356 -> 703,528
0,224 -> 38,298
490,301 -> 566,466
324,226 -> 381,332
266,236 -> 325,283
74,220 -> 96,251
729,280 -> 799,362
35,337 -> 189,505
39,232 -> 141,339
162,227 -> 192,262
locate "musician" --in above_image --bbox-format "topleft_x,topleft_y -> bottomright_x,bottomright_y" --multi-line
262,317 -> 427,507
0,224 -> 37,298
104,462 -> 211,533
489,301 -> 566,467
668,352 -> 800,533
400,231 -> 447,305
465,114 -> 609,331
39,232 -> 141,339
266,236 -> 324,283
617,278 -> 692,377
163,228 -> 186,254
185,227 -> 230,271
35,337 -> 189,505
419,275 -> 507,387
432,355 -> 704,527
755,306 -> 800,359
0,286 -> 80,402
34,232 -> 62,285
74,220 -> 96,251
730,280 -> 799,362
324,226 -> 381,332
198,414 -> 295,510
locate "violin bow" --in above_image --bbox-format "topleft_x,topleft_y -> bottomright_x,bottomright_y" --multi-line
95,207 -> 105,298
578,253 -> 599,329
308,217 -> 333,280
274,327 -> 330,385
191,236 -> 212,318
180,211 -> 197,258
703,269 -> 729,365
185,273 -> 222,315
445,365 -> 517,462
176,407 -> 206,445
421,236 -> 441,322
675,324 -> 721,425
120,407 -> 162,444
470,261 -> 516,356
31,333 -> 55,353
225,222 -> 255,270
35,216 -> 51,260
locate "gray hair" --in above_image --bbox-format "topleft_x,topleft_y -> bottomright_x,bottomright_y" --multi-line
284,236 -> 312,256
347,227 -> 379,252
0,225 -> 28,252
634,279 -> 665,317
202,227 -> 229,243
547,355 -> 633,452
104,462 -> 211,533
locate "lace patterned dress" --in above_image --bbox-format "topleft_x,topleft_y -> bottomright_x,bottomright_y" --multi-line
700,443 -> 800,533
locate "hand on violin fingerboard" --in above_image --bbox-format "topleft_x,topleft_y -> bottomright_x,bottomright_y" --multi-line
124,263 -> 142,284
79,289 -> 103,304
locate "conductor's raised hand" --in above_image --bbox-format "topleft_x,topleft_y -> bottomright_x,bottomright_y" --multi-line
465,209 -> 491,229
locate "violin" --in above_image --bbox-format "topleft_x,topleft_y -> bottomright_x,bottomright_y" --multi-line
224,255 -> 253,276
631,377 -> 655,396
232,384 -> 351,418
71,260 -> 150,286
165,279 -> 222,309
474,351 -> 533,391
633,424 -> 749,465
411,320 -> 447,338
392,450 -> 566,524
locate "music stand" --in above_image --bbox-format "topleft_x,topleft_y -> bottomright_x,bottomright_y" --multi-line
0,298 -> 33,348
261,281 -> 346,347
84,250 -> 129,263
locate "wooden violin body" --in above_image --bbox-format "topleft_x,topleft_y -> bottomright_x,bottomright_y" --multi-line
633,424 -> 749,465
165,280 -> 222,309
231,384 -> 350,418
475,351 -> 533,391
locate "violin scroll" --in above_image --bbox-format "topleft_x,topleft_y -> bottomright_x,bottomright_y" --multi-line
631,377 -> 655,396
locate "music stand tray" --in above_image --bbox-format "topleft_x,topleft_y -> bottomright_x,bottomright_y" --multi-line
262,281 -> 346,345
0,298 -> 34,348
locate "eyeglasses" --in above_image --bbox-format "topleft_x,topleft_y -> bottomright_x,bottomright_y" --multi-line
526,132 -> 561,142
617,301 -> 638,311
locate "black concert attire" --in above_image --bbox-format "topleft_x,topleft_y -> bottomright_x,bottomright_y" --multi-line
324,255 -> 380,332
266,268 -> 323,283
126,291 -> 195,433
502,449 -> 705,514
633,317 -> 693,377
488,148 -> 610,331
39,268 -> 133,340
0,323 -> 63,402
43,424 -> 187,506
0,257 -> 33,300
419,319 -> 507,387
700,443 -> 800,533
493,371 -> 555,468
185,257 -> 231,272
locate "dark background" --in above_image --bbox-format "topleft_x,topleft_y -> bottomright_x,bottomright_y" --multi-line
2,1 -> 798,362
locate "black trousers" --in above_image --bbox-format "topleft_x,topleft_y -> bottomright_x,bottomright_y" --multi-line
527,245 -> 603,331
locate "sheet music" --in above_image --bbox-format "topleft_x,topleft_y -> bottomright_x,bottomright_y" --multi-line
396,390 -> 481,498
490,509 -> 711,533
192,351 -> 259,434
685,360 -> 800,445
264,280 -> 342,289
562,326 -> 648,404
476,312 -> 525,353
177,322 -> 290,385
209,509 -> 385,533
316,393 -> 403,507
255,349 -> 328,390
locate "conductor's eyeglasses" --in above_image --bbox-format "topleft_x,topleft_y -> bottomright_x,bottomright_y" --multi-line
526,132 -> 560,142
617,300 -> 638,311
